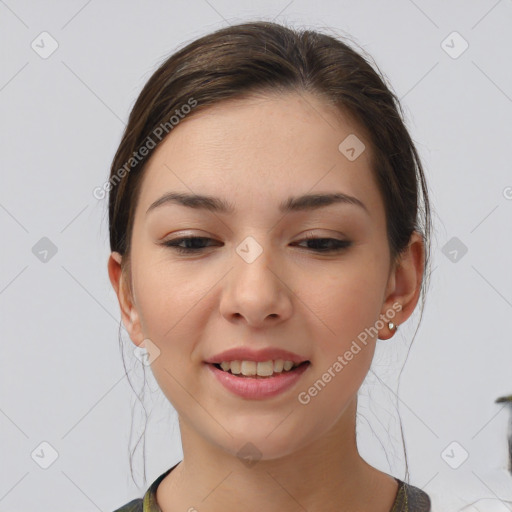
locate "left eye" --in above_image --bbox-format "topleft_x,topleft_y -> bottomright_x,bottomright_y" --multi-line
294,237 -> 352,252
161,236 -> 352,254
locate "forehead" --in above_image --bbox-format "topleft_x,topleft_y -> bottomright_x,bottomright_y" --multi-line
135,91 -> 383,221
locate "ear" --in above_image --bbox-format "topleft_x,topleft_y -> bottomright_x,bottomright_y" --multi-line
107,251 -> 145,347
378,231 -> 425,340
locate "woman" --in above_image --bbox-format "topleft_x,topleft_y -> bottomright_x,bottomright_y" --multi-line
108,20 -> 433,511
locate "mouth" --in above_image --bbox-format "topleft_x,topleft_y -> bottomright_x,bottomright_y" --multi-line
209,360 -> 310,378
203,347 -> 311,399
205,359 -> 311,399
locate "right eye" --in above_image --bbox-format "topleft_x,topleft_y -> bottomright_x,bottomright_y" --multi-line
161,237 -> 220,254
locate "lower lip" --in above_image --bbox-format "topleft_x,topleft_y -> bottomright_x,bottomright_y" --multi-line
206,362 -> 310,400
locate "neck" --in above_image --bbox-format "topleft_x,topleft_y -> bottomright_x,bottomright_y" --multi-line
156,398 -> 399,512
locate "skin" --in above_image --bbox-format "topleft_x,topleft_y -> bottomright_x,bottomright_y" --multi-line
108,90 -> 424,512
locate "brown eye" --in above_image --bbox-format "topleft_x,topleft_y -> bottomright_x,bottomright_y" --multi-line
293,237 -> 352,253
161,235 -> 352,255
162,237 -> 220,254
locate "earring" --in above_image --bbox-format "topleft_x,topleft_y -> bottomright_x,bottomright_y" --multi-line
388,321 -> 398,331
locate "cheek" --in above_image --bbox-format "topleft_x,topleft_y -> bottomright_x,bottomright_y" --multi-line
302,262 -> 386,350
132,251 -> 211,339
297,272 -> 380,419
130,254 -> 219,396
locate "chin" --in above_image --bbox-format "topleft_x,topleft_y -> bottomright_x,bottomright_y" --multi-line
211,425 -> 316,464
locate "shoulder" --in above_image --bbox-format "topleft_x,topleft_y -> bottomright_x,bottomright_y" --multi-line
112,498 -> 143,512
111,462 -> 180,512
392,479 -> 432,512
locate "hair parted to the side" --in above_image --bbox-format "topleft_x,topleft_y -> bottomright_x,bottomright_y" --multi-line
107,20 -> 433,488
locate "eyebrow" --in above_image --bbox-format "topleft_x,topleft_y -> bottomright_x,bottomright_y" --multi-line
146,191 -> 369,216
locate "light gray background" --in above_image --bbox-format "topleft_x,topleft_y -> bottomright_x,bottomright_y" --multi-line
1,1 -> 511,511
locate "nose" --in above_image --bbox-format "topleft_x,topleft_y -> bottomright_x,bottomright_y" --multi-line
219,239 -> 293,328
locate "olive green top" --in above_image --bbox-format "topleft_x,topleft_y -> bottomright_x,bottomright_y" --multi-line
113,462 -> 431,512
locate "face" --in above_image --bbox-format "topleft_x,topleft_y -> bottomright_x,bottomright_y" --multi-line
110,91 -> 413,462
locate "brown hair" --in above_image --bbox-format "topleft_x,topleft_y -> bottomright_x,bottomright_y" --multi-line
107,20 -> 433,486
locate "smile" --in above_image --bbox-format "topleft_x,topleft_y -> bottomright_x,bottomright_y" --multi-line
206,360 -> 311,399
215,359 -> 306,377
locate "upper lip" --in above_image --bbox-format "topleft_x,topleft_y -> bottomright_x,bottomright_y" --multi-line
204,347 -> 309,364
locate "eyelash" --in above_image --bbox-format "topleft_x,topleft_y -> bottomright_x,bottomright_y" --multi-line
161,235 -> 352,255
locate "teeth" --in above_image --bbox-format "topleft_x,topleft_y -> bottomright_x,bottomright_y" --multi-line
220,361 -> 232,372
217,359 -> 302,377
283,360 -> 294,371
274,359 -> 284,372
241,361 -> 257,376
